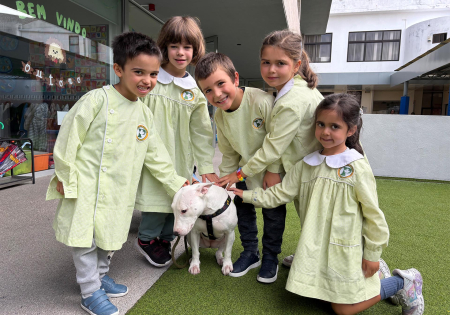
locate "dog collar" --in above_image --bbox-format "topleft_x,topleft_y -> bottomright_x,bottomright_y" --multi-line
199,195 -> 232,240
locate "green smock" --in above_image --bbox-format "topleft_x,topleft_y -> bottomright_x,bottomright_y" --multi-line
46,86 -> 187,250
135,67 -> 215,212
243,149 -> 389,304
215,87 -> 282,189
241,75 -> 323,177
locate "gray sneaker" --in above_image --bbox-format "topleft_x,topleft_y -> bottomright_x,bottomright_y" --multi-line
282,254 -> 294,268
392,268 -> 424,315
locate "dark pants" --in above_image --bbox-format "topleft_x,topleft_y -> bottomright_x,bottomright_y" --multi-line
234,181 -> 286,257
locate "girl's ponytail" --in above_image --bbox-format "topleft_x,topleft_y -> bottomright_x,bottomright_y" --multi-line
299,49 -> 318,89
261,30 -> 318,90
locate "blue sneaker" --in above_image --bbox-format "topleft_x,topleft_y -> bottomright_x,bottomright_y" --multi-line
101,275 -> 128,298
228,251 -> 261,278
257,254 -> 278,284
81,289 -> 119,315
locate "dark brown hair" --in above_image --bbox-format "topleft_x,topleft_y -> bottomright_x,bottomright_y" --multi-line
260,30 -> 318,89
195,52 -> 236,84
157,16 -> 205,66
112,32 -> 161,69
315,93 -> 364,155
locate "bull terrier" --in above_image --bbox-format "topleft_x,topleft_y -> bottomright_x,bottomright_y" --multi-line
172,183 -> 237,275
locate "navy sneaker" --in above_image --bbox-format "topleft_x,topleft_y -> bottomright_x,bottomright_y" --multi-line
134,238 -> 171,267
257,254 -> 279,284
81,289 -> 118,315
100,275 -> 128,298
228,251 -> 261,278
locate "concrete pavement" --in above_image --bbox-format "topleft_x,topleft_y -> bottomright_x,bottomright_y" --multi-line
0,147 -> 222,315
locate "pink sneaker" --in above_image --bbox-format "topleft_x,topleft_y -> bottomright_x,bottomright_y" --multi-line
392,268 -> 424,315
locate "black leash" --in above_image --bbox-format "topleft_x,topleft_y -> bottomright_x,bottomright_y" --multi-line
171,235 -> 190,269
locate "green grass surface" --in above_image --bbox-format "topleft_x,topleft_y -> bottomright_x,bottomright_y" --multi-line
127,179 -> 450,315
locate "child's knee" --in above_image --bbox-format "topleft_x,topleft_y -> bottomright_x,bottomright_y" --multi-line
331,303 -> 356,315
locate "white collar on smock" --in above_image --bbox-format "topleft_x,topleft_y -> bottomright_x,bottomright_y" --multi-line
157,67 -> 197,89
303,148 -> 364,169
274,78 -> 294,104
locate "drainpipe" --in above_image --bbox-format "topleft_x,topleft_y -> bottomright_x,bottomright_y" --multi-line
399,81 -> 409,115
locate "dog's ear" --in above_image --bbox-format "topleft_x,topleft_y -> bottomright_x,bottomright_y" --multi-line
196,183 -> 213,196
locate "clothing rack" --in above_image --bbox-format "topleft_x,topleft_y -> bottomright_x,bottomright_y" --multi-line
0,138 -> 35,188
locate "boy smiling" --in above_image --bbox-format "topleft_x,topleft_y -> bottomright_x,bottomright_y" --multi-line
195,53 -> 286,283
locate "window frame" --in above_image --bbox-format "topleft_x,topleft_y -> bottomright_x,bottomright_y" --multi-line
304,33 -> 333,63
347,30 -> 401,62
432,33 -> 447,44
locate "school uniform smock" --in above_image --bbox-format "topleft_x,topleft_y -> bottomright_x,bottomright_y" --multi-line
46,86 -> 187,251
215,87 -> 281,190
241,75 -> 323,178
243,149 -> 389,304
135,67 -> 215,212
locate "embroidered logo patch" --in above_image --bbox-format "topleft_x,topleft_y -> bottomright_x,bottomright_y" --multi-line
252,118 -> 264,129
136,125 -> 149,141
338,165 -> 354,178
181,90 -> 195,101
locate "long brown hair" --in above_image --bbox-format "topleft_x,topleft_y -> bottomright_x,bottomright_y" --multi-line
315,94 -> 364,155
260,30 -> 318,89
157,16 -> 205,66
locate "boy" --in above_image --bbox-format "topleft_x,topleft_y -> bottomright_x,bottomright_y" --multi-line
46,32 -> 188,315
195,52 -> 286,283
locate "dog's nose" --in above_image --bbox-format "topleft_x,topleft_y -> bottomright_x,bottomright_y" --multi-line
173,231 -> 179,237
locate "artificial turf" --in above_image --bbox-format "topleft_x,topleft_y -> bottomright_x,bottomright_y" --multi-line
127,179 -> 450,314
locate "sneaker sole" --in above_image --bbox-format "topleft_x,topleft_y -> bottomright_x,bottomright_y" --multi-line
228,260 -> 261,278
105,288 -> 128,298
282,255 -> 294,268
81,304 -> 119,315
134,238 -> 171,268
257,266 -> 278,284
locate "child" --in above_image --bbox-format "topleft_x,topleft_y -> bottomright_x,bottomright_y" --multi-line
46,32 -> 188,315
231,94 -> 424,315
134,16 -> 219,267
195,52 -> 286,283
216,29 -> 324,273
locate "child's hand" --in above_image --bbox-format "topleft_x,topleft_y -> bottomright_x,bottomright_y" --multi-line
229,187 -> 243,198
56,180 -> 65,195
362,259 -> 379,278
263,171 -> 281,190
202,173 -> 219,183
216,172 -> 240,190
182,180 -> 190,187
191,177 -> 199,184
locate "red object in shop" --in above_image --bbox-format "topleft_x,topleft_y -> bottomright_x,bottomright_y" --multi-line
148,4 -> 155,11
34,153 -> 52,172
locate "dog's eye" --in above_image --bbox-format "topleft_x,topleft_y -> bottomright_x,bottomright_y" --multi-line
181,210 -> 187,214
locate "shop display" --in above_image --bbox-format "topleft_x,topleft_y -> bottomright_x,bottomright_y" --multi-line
0,142 -> 27,176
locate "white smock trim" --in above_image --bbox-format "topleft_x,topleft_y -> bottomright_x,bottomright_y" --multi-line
157,67 -> 197,89
274,78 -> 294,105
303,148 -> 364,168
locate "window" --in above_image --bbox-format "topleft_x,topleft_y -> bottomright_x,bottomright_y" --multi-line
69,36 -> 79,54
304,34 -> 332,63
432,33 -> 447,44
348,30 -> 401,62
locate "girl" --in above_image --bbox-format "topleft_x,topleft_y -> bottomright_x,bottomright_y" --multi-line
134,16 -> 219,267
231,94 -> 424,315
216,29 -> 324,274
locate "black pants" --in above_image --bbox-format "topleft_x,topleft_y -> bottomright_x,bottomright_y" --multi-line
234,181 -> 286,257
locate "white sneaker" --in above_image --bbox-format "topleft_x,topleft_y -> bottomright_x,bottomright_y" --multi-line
378,258 -> 399,305
392,268 -> 424,315
282,254 -> 294,267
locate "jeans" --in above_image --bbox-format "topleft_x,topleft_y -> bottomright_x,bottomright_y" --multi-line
234,181 -> 286,257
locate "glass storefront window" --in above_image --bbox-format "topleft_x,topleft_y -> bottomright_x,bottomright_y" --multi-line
0,0 -> 122,155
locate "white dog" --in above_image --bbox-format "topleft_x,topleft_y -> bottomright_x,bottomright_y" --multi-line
172,183 -> 237,275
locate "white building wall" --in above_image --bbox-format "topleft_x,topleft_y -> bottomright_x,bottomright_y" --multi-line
310,9 -> 450,75
361,114 -> 450,181
403,16 -> 450,64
